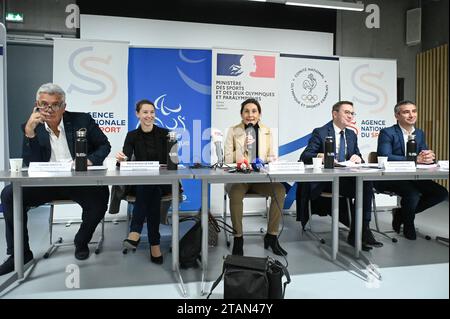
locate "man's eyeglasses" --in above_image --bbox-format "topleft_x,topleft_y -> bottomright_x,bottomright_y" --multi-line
342,110 -> 356,116
37,101 -> 65,111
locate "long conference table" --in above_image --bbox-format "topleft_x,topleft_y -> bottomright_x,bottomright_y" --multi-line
0,168 -> 192,296
0,165 -> 448,296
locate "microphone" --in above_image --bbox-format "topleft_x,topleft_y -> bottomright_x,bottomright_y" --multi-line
251,157 -> 264,172
211,129 -> 224,168
245,123 -> 256,163
237,158 -> 250,173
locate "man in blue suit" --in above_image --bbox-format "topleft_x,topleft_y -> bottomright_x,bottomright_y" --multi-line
297,101 -> 382,251
376,100 -> 448,240
0,83 -> 111,276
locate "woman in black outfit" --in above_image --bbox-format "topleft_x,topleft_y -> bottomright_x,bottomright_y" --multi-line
117,99 -> 171,264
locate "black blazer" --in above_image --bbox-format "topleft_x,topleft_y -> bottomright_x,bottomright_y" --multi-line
121,125 -> 170,163
22,111 -> 111,166
296,121 -> 362,226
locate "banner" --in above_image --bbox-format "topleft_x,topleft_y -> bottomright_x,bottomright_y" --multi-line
339,57 -> 397,161
212,48 -> 279,157
211,48 -> 279,214
0,24 -> 7,212
53,39 -> 129,156
128,48 -> 212,211
278,54 -> 340,162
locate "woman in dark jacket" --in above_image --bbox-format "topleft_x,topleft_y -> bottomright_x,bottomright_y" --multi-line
117,99 -> 171,264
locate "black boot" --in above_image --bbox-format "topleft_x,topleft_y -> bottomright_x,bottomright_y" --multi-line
232,237 -> 244,256
264,234 -> 288,256
363,221 -> 383,248
403,222 -> 417,240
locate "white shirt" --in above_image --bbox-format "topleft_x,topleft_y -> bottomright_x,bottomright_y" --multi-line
333,123 -> 346,158
44,120 -> 73,162
399,124 -> 415,155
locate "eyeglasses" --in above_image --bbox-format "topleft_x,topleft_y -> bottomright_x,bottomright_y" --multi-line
37,101 -> 65,111
342,110 -> 356,116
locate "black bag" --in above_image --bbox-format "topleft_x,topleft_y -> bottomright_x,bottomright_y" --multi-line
207,255 -> 291,299
179,216 -> 202,269
208,213 -> 236,247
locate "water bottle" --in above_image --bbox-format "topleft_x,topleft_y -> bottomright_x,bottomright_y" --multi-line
167,131 -> 178,170
406,134 -> 417,162
75,128 -> 87,171
324,136 -> 335,169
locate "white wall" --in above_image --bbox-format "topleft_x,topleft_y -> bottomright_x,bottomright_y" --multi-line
80,14 -> 334,215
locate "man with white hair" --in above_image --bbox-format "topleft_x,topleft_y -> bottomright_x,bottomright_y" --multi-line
0,83 -> 111,275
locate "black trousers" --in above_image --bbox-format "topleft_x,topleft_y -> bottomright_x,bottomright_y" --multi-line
129,185 -> 163,246
1,185 -> 109,255
374,180 -> 448,225
323,177 -> 374,222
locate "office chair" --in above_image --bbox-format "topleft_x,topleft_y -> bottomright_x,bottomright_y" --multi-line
367,152 -> 399,243
222,185 -> 269,247
305,192 -> 352,244
368,152 -> 432,242
44,200 -> 105,258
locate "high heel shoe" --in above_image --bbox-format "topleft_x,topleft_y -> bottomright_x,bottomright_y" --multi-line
264,234 -> 288,256
232,237 -> 244,256
122,238 -> 140,250
150,254 -> 164,264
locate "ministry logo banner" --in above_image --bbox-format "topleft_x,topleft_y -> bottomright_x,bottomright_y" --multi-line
212,48 -> 279,157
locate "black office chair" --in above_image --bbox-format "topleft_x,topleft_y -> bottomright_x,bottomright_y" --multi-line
305,192 -> 352,244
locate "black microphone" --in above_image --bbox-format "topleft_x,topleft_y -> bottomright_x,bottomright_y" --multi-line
245,123 -> 256,163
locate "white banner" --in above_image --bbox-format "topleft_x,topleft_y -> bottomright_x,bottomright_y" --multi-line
212,48 -> 279,153
211,48 -> 279,214
1,24 -> 7,202
53,39 -> 129,156
279,55 -> 340,162
339,57 -> 397,162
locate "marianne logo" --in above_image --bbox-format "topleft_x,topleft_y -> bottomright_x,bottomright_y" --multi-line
290,67 -> 329,109
217,53 -> 275,78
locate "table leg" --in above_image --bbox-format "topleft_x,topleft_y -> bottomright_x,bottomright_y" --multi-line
200,179 -> 209,295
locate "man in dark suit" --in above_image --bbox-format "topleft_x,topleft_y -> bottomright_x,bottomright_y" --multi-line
376,100 -> 448,240
0,83 -> 111,275
297,101 -> 382,251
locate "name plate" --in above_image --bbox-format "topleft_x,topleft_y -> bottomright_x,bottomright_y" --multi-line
438,160 -> 449,170
28,162 -> 72,172
384,161 -> 416,171
120,161 -> 160,171
268,161 -> 305,172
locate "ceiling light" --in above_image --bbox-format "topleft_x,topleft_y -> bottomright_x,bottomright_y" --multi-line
251,0 -> 365,11
285,0 -> 364,11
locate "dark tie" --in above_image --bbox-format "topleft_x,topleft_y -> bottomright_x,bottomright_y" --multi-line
338,130 -> 346,162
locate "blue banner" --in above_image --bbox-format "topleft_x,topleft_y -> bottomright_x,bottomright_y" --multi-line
128,48 -> 212,211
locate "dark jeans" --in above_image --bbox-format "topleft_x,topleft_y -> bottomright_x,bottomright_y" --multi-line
129,185 -> 163,246
374,180 -> 448,224
323,177 -> 374,222
0,185 -> 109,256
